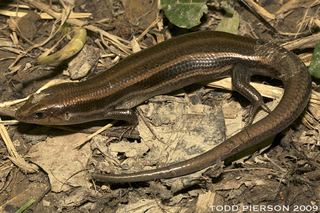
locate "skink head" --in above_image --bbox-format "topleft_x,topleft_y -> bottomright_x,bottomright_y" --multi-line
15,92 -> 71,125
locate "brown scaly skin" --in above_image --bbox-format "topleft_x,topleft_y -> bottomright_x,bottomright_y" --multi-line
16,31 -> 312,183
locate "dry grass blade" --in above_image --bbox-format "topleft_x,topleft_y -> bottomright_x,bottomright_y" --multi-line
208,78 -> 282,99
0,79 -> 75,125
240,0 -> 275,20
0,3 -> 30,9
0,79 -> 73,109
283,32 -> 320,50
276,0 -> 320,15
208,78 -> 320,106
75,122 -> 115,149
0,38 -> 24,55
0,120 -> 38,173
0,9 -> 91,19
208,78 -> 320,125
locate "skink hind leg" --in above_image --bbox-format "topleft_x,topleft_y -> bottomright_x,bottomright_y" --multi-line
232,64 -> 271,125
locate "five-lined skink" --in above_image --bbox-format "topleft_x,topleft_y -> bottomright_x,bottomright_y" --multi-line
15,31 -> 312,183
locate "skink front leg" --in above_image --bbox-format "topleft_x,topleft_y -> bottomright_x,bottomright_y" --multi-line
105,109 -> 138,124
104,109 -> 139,140
232,64 -> 271,125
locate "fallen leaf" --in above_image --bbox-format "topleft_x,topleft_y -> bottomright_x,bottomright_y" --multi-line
28,133 -> 91,192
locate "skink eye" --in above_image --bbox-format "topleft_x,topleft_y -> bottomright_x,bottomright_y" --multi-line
64,112 -> 71,120
33,112 -> 45,119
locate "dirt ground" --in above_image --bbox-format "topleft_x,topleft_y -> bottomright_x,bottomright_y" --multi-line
0,0 -> 320,212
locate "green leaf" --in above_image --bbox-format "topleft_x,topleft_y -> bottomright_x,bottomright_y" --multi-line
309,42 -> 320,79
161,0 -> 208,29
215,2 -> 239,34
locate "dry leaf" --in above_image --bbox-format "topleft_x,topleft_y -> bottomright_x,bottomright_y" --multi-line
28,133 -> 91,192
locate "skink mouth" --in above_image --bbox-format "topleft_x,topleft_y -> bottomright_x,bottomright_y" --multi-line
15,105 -> 42,125
15,112 -> 43,125
15,108 -> 26,122
15,110 -> 32,124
